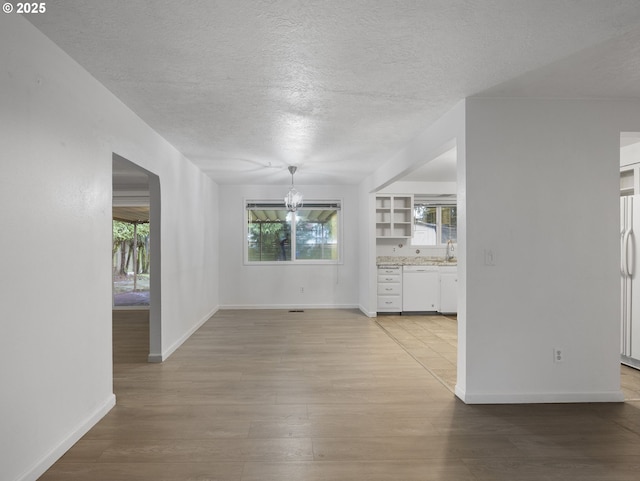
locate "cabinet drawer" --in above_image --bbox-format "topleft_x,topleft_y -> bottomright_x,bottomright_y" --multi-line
377,296 -> 402,310
377,283 -> 401,295
378,267 -> 401,275
377,274 -> 401,283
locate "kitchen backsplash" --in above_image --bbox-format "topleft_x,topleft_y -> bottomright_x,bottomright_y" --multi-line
376,238 -> 455,258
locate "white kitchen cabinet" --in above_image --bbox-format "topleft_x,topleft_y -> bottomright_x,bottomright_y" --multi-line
375,195 -> 414,238
439,268 -> 458,314
378,263 -> 457,314
377,266 -> 402,312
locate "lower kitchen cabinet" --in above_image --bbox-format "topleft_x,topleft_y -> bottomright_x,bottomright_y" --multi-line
376,264 -> 458,315
439,268 -> 458,314
377,266 -> 402,312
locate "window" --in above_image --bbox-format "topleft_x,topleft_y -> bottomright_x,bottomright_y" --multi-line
411,197 -> 457,246
246,201 -> 341,263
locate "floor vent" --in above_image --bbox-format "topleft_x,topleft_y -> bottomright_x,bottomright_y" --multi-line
289,310 -> 305,313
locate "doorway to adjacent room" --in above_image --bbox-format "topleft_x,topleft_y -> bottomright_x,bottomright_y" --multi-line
112,153 -> 162,362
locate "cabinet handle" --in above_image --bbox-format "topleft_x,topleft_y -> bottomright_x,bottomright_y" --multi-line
385,301 -> 393,304
385,288 -> 392,291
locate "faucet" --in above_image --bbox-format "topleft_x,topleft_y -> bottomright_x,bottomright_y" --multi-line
446,239 -> 455,261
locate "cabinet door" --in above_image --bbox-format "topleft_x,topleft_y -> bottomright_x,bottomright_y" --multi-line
440,273 -> 458,313
377,296 -> 402,311
377,283 -> 401,295
378,267 -> 400,276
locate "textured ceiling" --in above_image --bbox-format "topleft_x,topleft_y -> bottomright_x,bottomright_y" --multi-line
27,1 -> 640,185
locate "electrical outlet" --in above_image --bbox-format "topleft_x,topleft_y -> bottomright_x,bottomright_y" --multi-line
300,287 -> 304,294
553,348 -> 564,363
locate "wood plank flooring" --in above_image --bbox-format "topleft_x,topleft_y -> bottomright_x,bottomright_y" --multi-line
40,309 -> 640,480
377,313 -> 640,401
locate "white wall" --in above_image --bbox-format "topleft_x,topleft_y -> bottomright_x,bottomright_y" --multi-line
151,151 -> 219,361
379,180 -> 457,195
362,97 -> 639,404
218,184 -> 359,309
459,97 -> 640,403
358,185 -> 378,316
376,239 -> 448,258
0,15 -> 219,481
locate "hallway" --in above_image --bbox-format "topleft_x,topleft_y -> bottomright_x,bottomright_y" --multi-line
40,310 -> 640,480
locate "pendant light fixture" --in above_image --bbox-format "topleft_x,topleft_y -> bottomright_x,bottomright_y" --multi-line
284,165 -> 303,212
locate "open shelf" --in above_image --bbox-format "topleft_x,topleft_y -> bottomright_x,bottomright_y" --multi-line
375,195 -> 414,238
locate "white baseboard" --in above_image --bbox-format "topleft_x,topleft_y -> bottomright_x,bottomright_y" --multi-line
220,304 -> 358,310
218,304 -> 359,310
150,304 -> 363,362
359,305 -> 377,318
454,384 -> 466,402
455,385 -> 624,404
147,352 -> 163,363
148,305 -> 219,363
17,394 -> 116,481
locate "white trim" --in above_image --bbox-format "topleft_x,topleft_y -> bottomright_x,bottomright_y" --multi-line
147,306 -> 219,363
112,305 -> 149,311
359,305 -> 377,318
455,384 -> 466,402
244,197 -> 344,265
219,304 -> 359,311
456,386 -> 624,404
17,394 -> 116,481
240,260 -> 343,266
621,354 -> 640,370
410,203 -> 457,247
147,352 -> 164,363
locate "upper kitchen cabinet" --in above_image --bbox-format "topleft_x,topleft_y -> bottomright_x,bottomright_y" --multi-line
375,195 -> 414,238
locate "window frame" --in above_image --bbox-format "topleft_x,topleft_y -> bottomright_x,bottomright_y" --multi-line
411,197 -> 457,247
244,199 -> 343,265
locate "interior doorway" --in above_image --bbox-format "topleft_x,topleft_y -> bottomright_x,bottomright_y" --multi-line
112,154 -> 162,362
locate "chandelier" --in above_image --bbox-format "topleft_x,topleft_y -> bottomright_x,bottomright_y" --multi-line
284,165 -> 303,212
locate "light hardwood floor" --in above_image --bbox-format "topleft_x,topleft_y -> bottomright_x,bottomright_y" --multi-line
377,313 -> 640,401
40,309 -> 640,480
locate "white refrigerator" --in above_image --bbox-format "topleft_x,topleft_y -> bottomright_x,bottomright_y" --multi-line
621,195 -> 640,370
